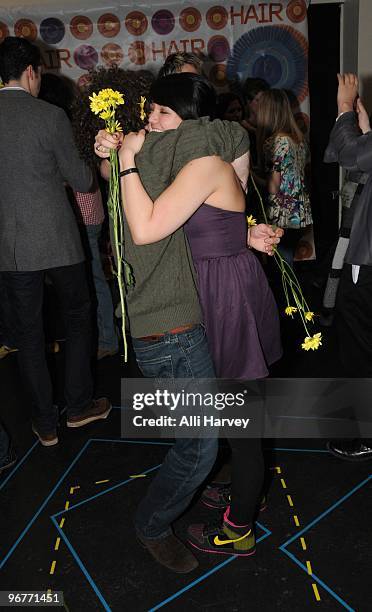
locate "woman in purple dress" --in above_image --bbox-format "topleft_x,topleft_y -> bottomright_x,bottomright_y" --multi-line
95,74 -> 282,557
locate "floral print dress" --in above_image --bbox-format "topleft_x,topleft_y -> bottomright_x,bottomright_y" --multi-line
263,135 -> 312,229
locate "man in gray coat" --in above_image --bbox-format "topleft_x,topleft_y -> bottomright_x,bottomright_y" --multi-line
0,37 -> 111,446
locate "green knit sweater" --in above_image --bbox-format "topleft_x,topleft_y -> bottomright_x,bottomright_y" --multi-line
124,118 -> 250,337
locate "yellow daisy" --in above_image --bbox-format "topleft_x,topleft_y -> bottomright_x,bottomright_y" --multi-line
304,311 -> 315,322
247,214 -> 257,227
301,332 -> 322,351
138,96 -> 147,121
285,306 -> 298,317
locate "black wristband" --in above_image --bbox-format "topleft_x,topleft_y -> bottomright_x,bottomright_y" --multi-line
119,167 -> 139,177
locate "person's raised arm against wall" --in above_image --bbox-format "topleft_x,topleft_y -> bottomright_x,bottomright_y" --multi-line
325,73 -> 372,173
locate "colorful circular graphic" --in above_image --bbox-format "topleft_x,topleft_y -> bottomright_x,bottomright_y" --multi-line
207,36 -> 230,62
227,25 -> 309,102
152,10 -> 175,36
73,44 -> 99,70
77,73 -> 92,89
14,19 -> 38,41
206,6 -> 228,30
0,22 -> 9,42
70,16 -> 93,40
286,0 -> 307,23
179,8 -> 202,33
101,43 -> 124,67
125,11 -> 148,36
128,41 -> 148,65
40,18 -> 65,44
209,63 -> 227,87
97,14 -> 121,38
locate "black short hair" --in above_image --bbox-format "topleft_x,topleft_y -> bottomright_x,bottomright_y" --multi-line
150,73 -> 216,120
158,52 -> 202,78
0,36 -> 41,83
38,73 -> 77,120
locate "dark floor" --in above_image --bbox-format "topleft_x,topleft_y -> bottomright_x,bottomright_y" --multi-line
0,269 -> 371,611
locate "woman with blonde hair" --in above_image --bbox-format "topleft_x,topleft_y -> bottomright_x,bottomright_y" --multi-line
257,89 -> 312,265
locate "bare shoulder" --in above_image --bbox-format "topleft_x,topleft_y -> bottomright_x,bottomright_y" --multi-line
182,155 -> 226,173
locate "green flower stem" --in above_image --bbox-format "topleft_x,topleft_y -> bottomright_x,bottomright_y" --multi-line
108,146 -> 128,362
250,174 -> 313,340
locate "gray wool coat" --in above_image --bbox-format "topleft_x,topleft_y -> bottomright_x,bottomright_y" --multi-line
0,89 -> 92,272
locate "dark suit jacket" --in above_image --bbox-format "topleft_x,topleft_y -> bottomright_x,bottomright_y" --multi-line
0,89 -> 92,271
324,111 -> 372,266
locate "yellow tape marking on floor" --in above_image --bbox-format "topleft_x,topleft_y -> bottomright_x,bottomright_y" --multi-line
69,486 -> 80,495
300,537 -> 307,551
287,495 -> 294,507
129,474 -> 147,479
269,466 -> 282,474
49,560 -> 56,575
59,518 -> 65,529
280,478 -> 287,489
54,537 -> 61,551
293,515 -> 300,527
64,501 -> 69,510
306,560 -> 313,575
312,583 -> 321,601
95,479 -> 110,484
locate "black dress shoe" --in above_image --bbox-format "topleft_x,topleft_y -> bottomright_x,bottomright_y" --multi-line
138,533 -> 199,573
0,446 -> 17,474
327,440 -> 372,462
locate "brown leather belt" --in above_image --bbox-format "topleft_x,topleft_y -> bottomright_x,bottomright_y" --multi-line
138,324 -> 195,341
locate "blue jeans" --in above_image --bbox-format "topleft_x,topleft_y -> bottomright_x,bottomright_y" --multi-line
132,324 -> 218,539
85,224 -> 118,351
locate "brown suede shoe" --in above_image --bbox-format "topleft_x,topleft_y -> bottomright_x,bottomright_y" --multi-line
138,533 -> 199,573
32,426 -> 58,447
66,397 -> 112,428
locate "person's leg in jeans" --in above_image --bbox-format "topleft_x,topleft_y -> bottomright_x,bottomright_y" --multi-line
133,325 -> 218,541
85,224 -> 118,354
2,271 -> 58,435
47,263 -> 94,419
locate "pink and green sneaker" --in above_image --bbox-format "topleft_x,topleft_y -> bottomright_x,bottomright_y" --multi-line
188,506 -> 256,557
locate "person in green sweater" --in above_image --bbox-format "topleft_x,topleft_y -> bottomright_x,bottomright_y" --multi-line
95,74 -> 282,565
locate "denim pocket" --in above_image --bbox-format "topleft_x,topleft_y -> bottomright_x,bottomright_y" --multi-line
136,355 -> 174,378
181,324 -> 206,352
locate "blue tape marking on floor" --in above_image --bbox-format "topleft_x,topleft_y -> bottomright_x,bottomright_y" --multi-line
149,524 -> 272,612
280,475 -> 372,549
92,438 -> 173,446
52,464 -> 162,517
50,516 -> 112,612
0,440 -> 92,570
0,439 -> 39,492
278,476 -> 371,612
45,439 -> 270,612
281,548 -> 355,612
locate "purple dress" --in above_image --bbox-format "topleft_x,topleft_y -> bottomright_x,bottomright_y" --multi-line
184,204 -> 282,379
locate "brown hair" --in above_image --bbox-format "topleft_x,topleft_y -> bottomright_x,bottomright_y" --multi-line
158,52 -> 202,77
256,89 -> 304,168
